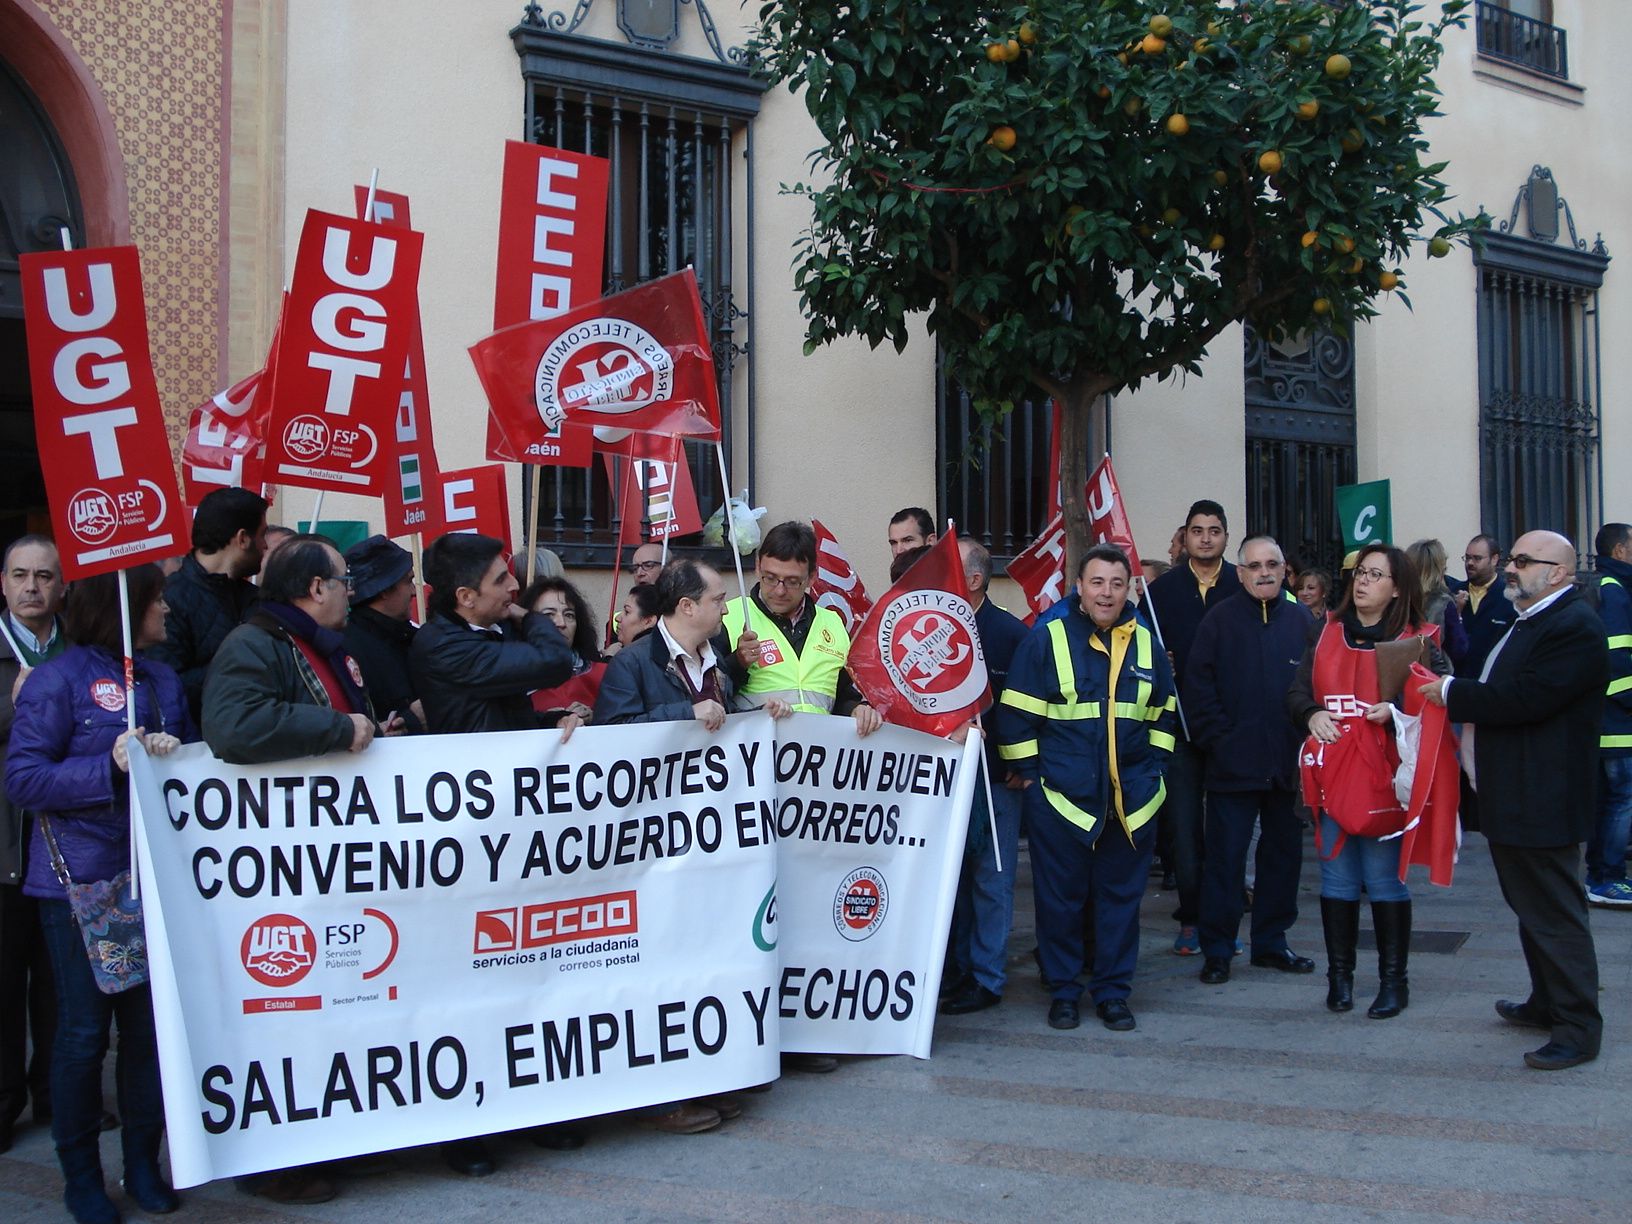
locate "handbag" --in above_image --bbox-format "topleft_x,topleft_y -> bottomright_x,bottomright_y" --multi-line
38,816 -> 148,994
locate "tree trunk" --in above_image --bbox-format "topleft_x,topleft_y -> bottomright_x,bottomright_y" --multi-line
1057,376 -> 1110,582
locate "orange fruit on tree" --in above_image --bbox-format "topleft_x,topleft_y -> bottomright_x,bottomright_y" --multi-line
1117,51 -> 1130,66
1212,169 -> 1229,186
1258,149 -> 1283,174
1380,271 -> 1400,291
986,43 -> 1006,64
1208,233 -> 1226,251
1345,256 -> 1364,274
1019,21 -> 1038,45
1002,38 -> 1022,62
1336,236 -> 1356,254
1313,297 -> 1332,315
1296,99 -> 1320,120
1123,96 -> 1144,116
1428,236 -> 1452,258
1340,128 -> 1364,154
1148,15 -> 1174,38
1141,33 -> 1167,55
1194,38 -> 1211,54
1161,207 -> 1182,225
987,125 -> 1017,152
1325,53 -> 1352,79
1288,35 -> 1312,56
1301,230 -> 1320,249
1097,84 -> 1112,99
1166,113 -> 1190,136
1206,19 -> 1222,37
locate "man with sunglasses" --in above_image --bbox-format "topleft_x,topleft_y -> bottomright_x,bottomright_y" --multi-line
1421,531 -> 1608,1070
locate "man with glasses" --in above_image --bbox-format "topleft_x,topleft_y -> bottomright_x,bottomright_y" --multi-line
1451,534 -> 1515,681
1421,531 -> 1608,1070
628,541 -> 665,584
1185,535 -> 1320,985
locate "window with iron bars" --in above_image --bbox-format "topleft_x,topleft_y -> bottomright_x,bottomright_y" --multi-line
519,85 -> 750,566
1475,1 -> 1568,80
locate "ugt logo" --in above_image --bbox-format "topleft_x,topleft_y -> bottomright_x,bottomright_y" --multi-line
67,488 -> 117,544
283,416 -> 330,462
241,913 -> 316,987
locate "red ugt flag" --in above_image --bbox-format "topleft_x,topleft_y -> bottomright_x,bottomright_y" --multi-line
20,246 -> 186,580
809,518 -> 873,633
604,434 -> 702,542
847,528 -> 991,736
182,369 -> 266,507
1006,456 -> 1144,619
469,267 -> 722,459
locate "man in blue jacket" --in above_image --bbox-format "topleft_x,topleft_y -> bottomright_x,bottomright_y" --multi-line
996,544 -> 1177,1033
1184,535 -> 1320,984
1587,522 -> 1632,907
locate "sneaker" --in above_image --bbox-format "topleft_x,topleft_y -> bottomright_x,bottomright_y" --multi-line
1586,880 -> 1632,907
1172,926 -> 1200,955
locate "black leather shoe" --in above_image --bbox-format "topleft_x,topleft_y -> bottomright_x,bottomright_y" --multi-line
442,1138 -> 496,1177
1199,957 -> 1230,984
1523,1041 -> 1596,1070
1095,999 -> 1136,1031
940,984 -> 1001,1015
1250,948 -> 1316,974
1046,999 -> 1080,1030
530,1123 -> 587,1150
1494,998 -> 1550,1031
782,1053 -> 839,1074
123,1164 -> 181,1214
938,971 -> 972,1000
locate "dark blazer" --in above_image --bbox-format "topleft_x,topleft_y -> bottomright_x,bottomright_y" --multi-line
1445,588 -> 1607,846
1448,575 -> 1518,679
410,610 -> 573,734
594,625 -> 737,725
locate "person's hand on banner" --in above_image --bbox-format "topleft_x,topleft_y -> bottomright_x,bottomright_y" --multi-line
852,703 -> 881,738
145,731 -> 181,757
693,699 -> 726,731
557,710 -> 585,743
380,711 -> 408,737
347,714 -> 376,753
734,628 -> 762,670
1308,710 -> 1342,743
945,720 -> 976,745
763,698 -> 793,720
111,727 -> 143,773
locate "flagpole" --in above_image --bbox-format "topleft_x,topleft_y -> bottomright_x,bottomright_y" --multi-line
712,440 -> 751,611
973,715 -> 1002,874
310,490 -> 325,536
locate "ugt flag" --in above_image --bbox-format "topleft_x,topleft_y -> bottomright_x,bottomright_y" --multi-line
468,267 -> 722,459
809,518 -> 873,633
847,528 -> 990,737
1006,457 -> 1144,618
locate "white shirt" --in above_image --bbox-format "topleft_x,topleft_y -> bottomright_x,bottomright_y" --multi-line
658,618 -> 718,695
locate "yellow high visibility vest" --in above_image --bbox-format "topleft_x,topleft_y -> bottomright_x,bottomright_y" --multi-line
724,597 -> 850,714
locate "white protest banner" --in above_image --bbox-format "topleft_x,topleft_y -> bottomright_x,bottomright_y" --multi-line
130,716 -> 780,1188
771,714 -> 978,1058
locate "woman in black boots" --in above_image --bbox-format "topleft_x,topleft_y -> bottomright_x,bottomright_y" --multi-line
1287,545 -> 1450,1020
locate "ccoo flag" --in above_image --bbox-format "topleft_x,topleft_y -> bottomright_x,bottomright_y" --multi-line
468,267 -> 722,459
846,528 -> 990,737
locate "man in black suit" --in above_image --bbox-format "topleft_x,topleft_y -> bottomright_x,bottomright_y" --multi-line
1421,530 -> 1608,1070
1449,534 -> 1516,679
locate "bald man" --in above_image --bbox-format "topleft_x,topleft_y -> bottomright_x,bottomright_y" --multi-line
1421,530 -> 1608,1070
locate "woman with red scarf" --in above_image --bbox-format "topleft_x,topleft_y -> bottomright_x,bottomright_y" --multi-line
1287,544 -> 1450,1020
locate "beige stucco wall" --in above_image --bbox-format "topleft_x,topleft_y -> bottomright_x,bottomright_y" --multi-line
277,0 -> 1627,615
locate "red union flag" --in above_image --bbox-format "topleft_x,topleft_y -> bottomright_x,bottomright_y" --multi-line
605,436 -> 701,542
487,141 -> 609,465
810,518 -> 873,633
438,464 -> 511,553
354,186 -> 444,539
1007,457 -> 1143,618
263,209 -> 424,494
847,529 -> 990,736
20,246 -> 186,579
470,267 -> 722,459
182,370 -> 265,507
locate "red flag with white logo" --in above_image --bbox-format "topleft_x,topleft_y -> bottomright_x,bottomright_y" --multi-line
810,518 -> 873,633
468,267 -> 721,459
19,246 -> 186,580
1007,456 -> 1144,620
262,209 -> 424,495
354,185 -> 444,539
182,369 -> 265,507
604,434 -> 701,542
846,528 -> 991,736
1086,456 -> 1143,576
438,464 -> 511,554
486,141 -> 609,465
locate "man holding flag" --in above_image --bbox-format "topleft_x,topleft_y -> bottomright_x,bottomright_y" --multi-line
996,544 -> 1178,1032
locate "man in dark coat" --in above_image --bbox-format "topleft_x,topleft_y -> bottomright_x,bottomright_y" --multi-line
1449,533 -> 1517,680
150,487 -> 268,721
1422,529 -> 1609,1070
1185,535 -> 1320,984
409,533 -> 573,737
342,536 -> 424,733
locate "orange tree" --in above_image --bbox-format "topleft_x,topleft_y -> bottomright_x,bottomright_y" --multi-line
751,0 -> 1483,569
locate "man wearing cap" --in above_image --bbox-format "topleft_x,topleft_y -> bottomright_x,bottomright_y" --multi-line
343,536 -> 424,734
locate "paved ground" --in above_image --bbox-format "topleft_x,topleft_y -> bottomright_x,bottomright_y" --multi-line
3,829 -> 1626,1222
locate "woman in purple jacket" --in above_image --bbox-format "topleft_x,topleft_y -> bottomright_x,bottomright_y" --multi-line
5,564 -> 194,1224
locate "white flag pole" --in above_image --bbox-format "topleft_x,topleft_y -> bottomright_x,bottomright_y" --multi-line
712,440 -> 752,609
973,715 -> 1001,874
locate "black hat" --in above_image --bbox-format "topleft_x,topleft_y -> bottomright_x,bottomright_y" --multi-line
344,535 -> 412,606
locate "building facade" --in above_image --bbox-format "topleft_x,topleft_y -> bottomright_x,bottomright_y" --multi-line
1,0 -> 1622,603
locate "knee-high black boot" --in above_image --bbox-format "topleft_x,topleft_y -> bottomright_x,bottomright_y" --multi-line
1367,899 -> 1411,1019
1320,896 -> 1359,1013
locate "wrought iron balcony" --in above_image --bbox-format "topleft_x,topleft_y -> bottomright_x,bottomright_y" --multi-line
1476,1 -> 1568,80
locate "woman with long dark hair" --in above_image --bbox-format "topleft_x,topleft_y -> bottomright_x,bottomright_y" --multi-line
6,564 -> 194,1222
1287,544 -> 1450,1022
521,576 -> 608,720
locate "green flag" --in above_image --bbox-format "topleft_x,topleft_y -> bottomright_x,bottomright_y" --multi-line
1335,479 -> 1391,570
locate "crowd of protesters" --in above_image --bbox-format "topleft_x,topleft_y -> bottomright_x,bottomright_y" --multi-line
1,485 -> 1627,1222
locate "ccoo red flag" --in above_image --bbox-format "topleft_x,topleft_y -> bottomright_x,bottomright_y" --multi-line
469,267 -> 721,459
846,529 -> 991,736
809,518 -> 873,633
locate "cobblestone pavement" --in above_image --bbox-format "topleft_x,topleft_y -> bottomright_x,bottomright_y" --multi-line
3,829 -> 1626,1222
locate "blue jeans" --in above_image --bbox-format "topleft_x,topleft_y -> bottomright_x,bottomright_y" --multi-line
948,778 -> 1023,994
1316,816 -> 1411,902
39,899 -> 165,1171
1586,757 -> 1632,885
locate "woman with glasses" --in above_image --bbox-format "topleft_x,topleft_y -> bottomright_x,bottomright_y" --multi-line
1286,543 -> 1450,1021
6,564 -> 194,1222
523,576 -> 608,723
